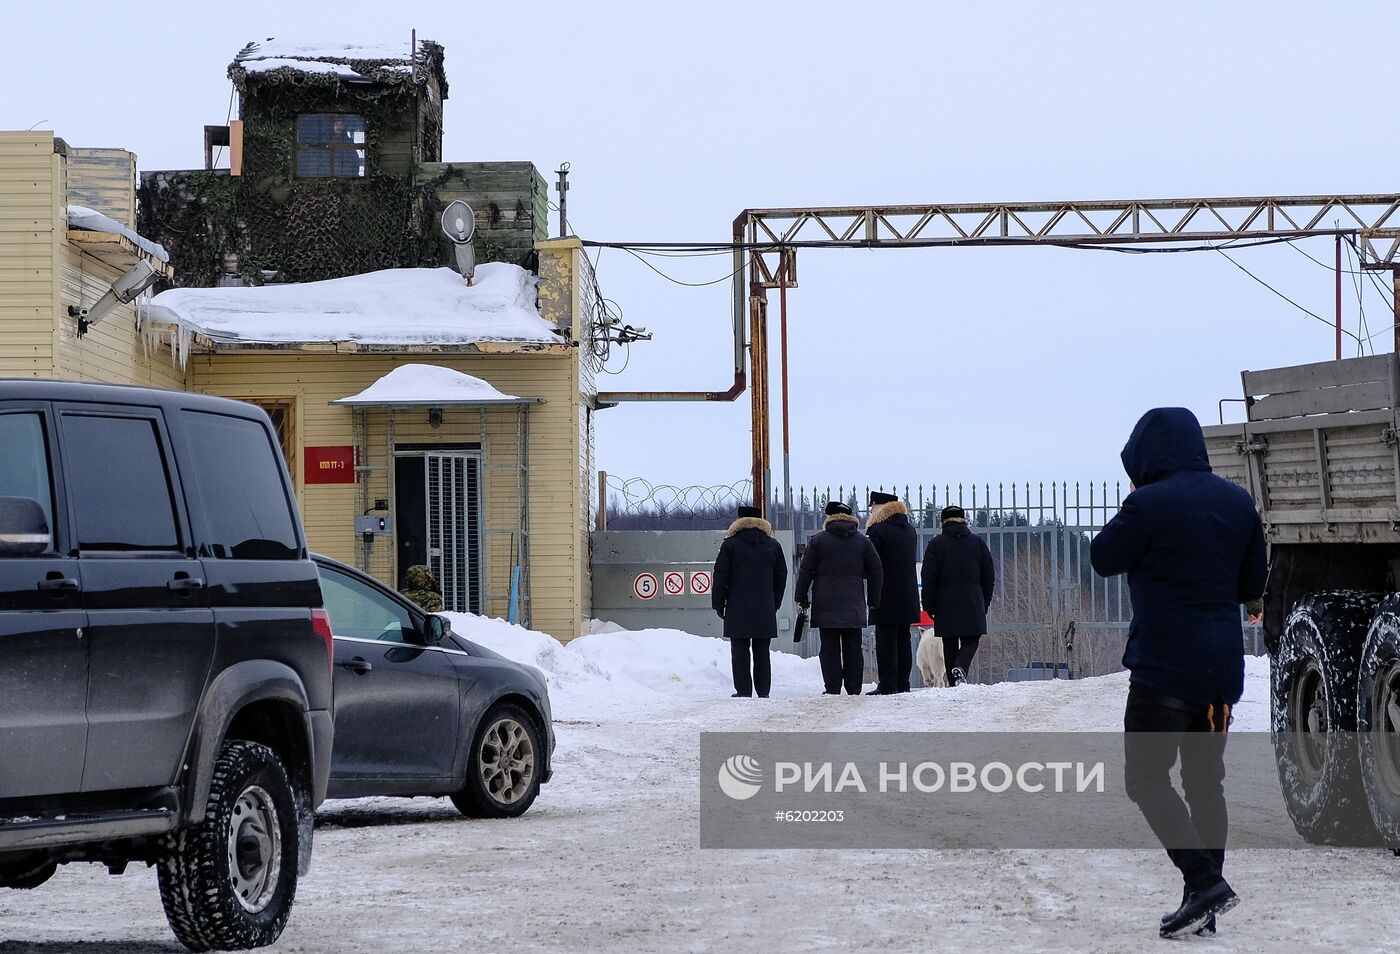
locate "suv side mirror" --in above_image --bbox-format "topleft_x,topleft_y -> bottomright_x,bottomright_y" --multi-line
422,614 -> 451,646
0,497 -> 51,556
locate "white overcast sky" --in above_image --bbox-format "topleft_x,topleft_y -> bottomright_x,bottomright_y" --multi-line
9,1 -> 1400,497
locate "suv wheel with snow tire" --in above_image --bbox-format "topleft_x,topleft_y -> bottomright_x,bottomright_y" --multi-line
1358,597 -> 1400,847
157,740 -> 299,952
1272,591 -> 1379,845
0,852 -> 57,890
452,702 -> 542,819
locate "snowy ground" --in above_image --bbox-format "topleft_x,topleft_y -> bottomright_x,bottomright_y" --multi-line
1,619 -> 1394,953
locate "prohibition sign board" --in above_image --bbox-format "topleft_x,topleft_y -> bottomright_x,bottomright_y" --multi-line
689,571 -> 712,596
633,572 -> 658,600
663,571 -> 686,596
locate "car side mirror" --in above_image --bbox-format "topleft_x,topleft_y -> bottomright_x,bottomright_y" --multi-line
422,614 -> 451,646
0,497 -> 51,556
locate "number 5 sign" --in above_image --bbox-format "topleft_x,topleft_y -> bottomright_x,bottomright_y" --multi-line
633,572 -> 658,601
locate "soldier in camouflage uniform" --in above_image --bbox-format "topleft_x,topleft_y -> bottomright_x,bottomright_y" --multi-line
401,564 -> 444,613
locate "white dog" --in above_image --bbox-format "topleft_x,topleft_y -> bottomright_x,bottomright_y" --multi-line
915,629 -> 948,688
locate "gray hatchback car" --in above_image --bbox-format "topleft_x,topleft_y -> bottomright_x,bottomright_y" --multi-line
313,554 -> 553,817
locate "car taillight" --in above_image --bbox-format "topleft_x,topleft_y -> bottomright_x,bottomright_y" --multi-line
311,608 -> 334,668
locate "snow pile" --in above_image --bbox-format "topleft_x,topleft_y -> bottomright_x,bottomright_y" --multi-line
334,364 -> 526,406
443,613 -> 822,712
235,38 -> 417,79
145,263 -> 561,346
446,612 -> 1273,730
66,205 -> 169,263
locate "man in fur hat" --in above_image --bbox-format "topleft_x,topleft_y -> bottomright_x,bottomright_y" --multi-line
920,505 -> 995,686
795,500 -> 884,695
712,505 -> 789,698
866,491 -> 920,694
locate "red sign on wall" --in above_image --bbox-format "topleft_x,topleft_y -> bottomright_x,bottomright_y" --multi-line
304,445 -> 356,484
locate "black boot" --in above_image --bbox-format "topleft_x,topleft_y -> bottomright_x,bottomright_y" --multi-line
1159,880 -> 1237,939
1161,887 -> 1217,936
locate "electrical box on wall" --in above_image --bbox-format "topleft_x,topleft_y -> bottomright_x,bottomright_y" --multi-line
356,515 -> 392,535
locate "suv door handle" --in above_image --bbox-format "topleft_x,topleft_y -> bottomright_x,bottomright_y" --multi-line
338,657 -> 373,675
168,576 -> 205,593
37,577 -> 80,594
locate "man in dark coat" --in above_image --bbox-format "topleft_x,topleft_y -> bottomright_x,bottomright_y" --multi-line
865,491 -> 920,694
795,501 -> 884,695
1090,407 -> 1266,939
712,505 -> 789,698
920,505 -> 995,686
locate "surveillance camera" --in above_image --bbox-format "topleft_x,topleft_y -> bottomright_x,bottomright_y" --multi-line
70,259 -> 162,336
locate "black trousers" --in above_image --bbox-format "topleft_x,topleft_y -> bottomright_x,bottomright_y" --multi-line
818,628 -> 864,694
874,624 -> 913,692
1123,683 -> 1230,892
730,638 -> 772,697
941,634 -> 982,682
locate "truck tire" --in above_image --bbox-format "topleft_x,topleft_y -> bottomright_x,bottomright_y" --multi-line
1358,597 -> 1400,847
157,740 -> 299,952
1272,591 -> 1378,844
0,852 -> 56,890
451,702 -> 543,819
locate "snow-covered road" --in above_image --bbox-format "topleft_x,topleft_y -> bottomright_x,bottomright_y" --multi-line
1,623 -> 1394,953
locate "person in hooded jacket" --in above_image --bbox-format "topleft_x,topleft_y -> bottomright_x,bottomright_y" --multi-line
795,501 -> 884,695
920,505 -> 995,686
712,505 -> 789,698
1090,407 -> 1266,939
865,491 -> 920,694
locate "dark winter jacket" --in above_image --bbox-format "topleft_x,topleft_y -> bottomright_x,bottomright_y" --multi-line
794,513 -> 884,629
866,501 -> 921,626
712,516 -> 789,640
1090,407 -> 1267,707
920,522 -> 995,638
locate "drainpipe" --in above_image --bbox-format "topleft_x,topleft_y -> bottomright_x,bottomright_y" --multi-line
594,211 -> 750,406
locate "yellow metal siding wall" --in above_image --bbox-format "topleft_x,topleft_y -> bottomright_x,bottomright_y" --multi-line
0,133 -> 58,377
65,149 -> 137,228
55,247 -> 188,388
188,352 -> 585,640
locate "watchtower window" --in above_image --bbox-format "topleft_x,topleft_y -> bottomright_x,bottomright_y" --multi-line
295,114 -> 366,177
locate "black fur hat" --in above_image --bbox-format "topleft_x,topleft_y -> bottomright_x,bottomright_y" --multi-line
824,500 -> 853,517
737,505 -> 762,519
869,491 -> 898,506
940,505 -> 967,523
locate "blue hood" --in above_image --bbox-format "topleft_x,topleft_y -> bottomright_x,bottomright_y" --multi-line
1120,407 -> 1211,487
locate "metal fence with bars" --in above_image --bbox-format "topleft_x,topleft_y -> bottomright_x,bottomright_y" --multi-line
597,477 -> 1264,683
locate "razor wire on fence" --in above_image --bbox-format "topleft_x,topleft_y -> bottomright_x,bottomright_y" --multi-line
601,476 -> 754,529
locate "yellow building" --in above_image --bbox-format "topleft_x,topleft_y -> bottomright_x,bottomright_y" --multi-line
0,130 -> 598,639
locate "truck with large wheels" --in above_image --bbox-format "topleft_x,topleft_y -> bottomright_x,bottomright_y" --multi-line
1203,354 -> 1400,845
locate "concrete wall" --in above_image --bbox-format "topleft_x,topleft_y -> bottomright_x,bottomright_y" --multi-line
591,530 -> 801,646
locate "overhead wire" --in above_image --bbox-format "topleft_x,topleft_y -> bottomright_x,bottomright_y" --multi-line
1211,244 -> 1361,344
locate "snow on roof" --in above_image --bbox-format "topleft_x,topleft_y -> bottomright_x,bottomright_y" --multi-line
145,263 -> 562,347
67,205 -> 170,263
333,364 -> 533,407
234,38 -> 423,80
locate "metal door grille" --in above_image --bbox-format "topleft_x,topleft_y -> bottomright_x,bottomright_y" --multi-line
425,453 -> 482,614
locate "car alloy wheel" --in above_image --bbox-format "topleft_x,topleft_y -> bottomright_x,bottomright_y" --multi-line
478,717 -> 536,806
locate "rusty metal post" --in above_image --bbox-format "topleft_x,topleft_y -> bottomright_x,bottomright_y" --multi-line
749,268 -> 770,515
1336,234 -> 1343,359
779,257 -> 792,529
1393,268 -> 1400,354
597,470 -> 608,531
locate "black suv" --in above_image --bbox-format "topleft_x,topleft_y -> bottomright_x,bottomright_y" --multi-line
0,380 -> 333,951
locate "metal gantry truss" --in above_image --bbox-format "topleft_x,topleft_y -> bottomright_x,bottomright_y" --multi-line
729,193 -> 1400,510
740,193 -> 1400,284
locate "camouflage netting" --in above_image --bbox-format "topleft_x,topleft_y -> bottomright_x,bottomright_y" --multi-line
136,40 -> 534,288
